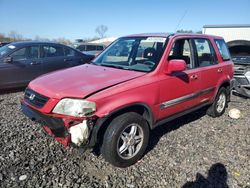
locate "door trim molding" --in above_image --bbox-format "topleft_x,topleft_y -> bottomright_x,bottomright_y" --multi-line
160,87 -> 215,110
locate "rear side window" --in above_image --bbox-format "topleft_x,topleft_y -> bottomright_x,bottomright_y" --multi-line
193,39 -> 218,67
64,47 -> 75,56
215,39 -> 231,61
42,45 -> 64,57
76,45 -> 86,51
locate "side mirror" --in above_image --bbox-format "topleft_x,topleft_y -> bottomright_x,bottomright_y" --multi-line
4,57 -> 13,63
166,59 -> 186,74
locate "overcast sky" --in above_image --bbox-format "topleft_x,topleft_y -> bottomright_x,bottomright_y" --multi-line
0,0 -> 250,40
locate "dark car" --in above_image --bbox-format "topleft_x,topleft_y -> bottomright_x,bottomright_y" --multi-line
75,43 -> 105,56
0,41 -> 95,89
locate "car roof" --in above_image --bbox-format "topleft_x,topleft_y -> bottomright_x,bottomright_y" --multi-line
173,33 -> 224,39
124,33 -> 173,38
76,43 -> 105,46
8,41 -> 65,47
123,32 -> 223,39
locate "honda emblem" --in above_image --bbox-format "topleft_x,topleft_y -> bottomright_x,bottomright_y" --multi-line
29,94 -> 35,101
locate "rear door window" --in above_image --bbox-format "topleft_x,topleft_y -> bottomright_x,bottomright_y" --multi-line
215,39 -> 231,61
64,47 -> 75,56
193,39 -> 218,67
28,46 -> 39,59
42,45 -> 64,58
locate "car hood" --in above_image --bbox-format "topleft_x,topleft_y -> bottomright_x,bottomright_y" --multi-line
29,64 -> 146,99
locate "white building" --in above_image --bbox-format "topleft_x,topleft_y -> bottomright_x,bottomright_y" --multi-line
203,24 -> 250,42
203,24 -> 250,57
89,37 -> 118,46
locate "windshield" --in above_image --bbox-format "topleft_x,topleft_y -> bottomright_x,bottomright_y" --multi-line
0,44 -> 16,57
92,37 -> 168,72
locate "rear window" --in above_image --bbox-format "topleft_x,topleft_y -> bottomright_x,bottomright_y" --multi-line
76,45 -> 86,51
215,39 -> 231,61
86,45 -> 96,51
96,46 -> 104,50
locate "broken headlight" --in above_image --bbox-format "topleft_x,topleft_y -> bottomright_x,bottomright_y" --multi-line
53,98 -> 96,117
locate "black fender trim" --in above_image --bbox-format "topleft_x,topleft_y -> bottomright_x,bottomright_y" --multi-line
218,79 -> 232,102
88,103 -> 154,147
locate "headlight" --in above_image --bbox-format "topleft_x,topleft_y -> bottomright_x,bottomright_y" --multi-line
52,98 -> 96,117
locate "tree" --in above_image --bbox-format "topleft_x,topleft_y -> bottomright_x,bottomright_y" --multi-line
176,29 -> 193,33
35,35 -> 50,42
0,33 -> 13,42
95,25 -> 108,38
8,31 -> 23,41
54,37 -> 72,45
0,33 -> 5,41
176,29 -> 202,34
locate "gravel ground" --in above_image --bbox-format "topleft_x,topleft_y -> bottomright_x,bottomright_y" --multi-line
0,90 -> 249,188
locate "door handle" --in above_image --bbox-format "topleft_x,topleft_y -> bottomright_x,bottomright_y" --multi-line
30,61 -> 41,65
217,68 -> 223,73
190,74 -> 198,80
64,58 -> 73,62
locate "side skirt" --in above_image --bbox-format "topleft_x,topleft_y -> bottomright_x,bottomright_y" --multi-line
154,101 -> 211,128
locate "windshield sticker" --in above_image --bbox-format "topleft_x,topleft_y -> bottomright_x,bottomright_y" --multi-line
145,37 -> 166,43
8,45 -> 16,49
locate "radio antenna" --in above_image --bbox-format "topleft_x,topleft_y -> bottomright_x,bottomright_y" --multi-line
175,10 -> 188,32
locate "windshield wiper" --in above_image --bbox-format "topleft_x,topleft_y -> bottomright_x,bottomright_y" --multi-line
100,63 -> 127,70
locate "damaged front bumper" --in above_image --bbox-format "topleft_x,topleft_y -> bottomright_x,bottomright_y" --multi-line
233,72 -> 250,98
21,102 -> 95,148
232,62 -> 250,98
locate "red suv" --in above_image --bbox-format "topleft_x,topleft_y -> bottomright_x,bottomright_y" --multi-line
21,33 -> 234,167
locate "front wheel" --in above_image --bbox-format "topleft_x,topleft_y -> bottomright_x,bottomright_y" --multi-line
101,112 -> 149,168
207,87 -> 228,117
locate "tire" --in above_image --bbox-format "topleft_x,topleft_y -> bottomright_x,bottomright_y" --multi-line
206,87 -> 228,117
101,112 -> 149,168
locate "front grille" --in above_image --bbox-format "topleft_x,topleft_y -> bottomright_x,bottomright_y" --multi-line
234,68 -> 245,76
24,88 -> 49,108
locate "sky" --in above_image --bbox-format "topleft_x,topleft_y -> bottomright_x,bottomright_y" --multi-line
0,0 -> 250,41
